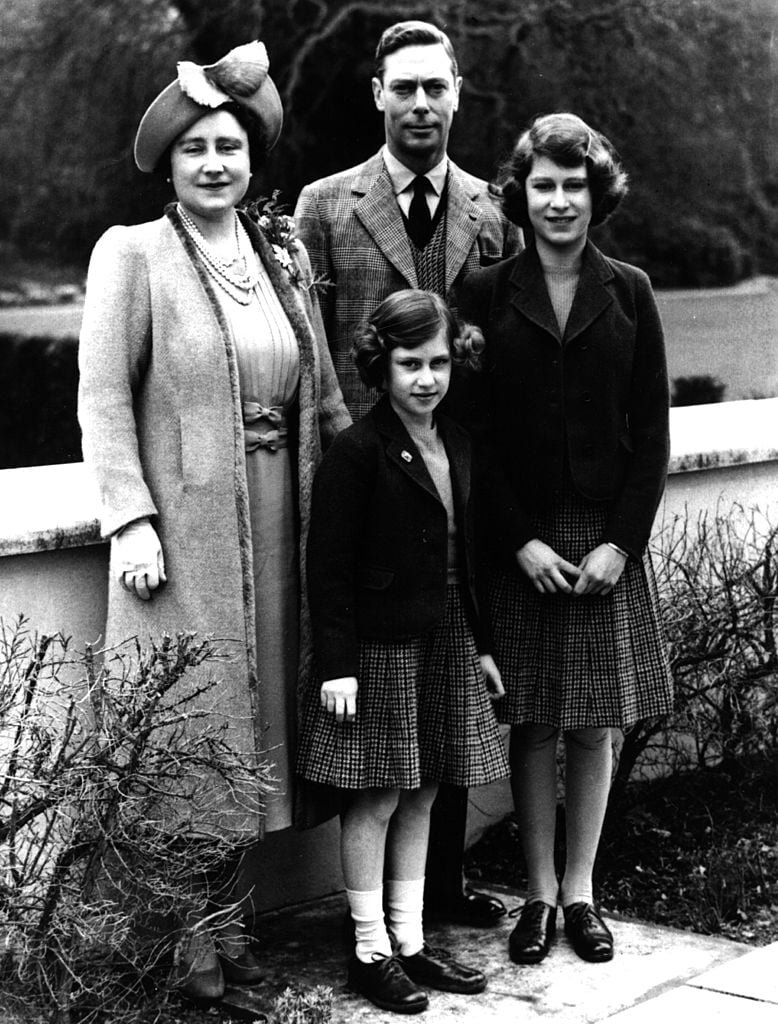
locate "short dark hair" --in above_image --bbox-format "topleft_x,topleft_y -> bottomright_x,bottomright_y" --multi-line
352,289 -> 483,389
374,20 -> 459,81
153,102 -> 267,182
498,112 -> 628,228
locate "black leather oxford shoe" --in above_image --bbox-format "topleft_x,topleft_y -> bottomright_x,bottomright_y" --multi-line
400,944 -> 486,994
508,900 -> 556,964
347,953 -> 429,1014
563,902 -> 614,962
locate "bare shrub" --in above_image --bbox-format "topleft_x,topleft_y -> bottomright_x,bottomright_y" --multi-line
613,504 -> 778,804
0,619 -> 275,1024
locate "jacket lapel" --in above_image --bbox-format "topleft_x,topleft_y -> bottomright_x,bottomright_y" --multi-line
444,162 -> 482,293
373,397 -> 442,505
354,154 -> 418,287
509,248 -> 563,343
562,241 -> 615,344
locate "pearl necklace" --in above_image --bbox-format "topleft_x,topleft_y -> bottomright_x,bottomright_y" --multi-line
177,204 -> 260,305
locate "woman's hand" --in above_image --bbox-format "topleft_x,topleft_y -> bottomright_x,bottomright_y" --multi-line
479,654 -> 505,700
573,543 -> 627,596
113,518 -> 167,601
516,538 -> 581,594
321,677 -> 358,723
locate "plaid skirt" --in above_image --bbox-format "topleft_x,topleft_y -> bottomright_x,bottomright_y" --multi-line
491,491 -> 673,731
296,584 -> 509,790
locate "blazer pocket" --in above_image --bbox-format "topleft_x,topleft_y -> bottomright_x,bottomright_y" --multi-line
359,566 -> 395,590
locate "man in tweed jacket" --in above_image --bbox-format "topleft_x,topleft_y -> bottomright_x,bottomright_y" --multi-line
295,19 -> 521,420
295,20 -> 520,928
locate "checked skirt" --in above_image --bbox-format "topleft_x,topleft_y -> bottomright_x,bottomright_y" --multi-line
296,584 -> 509,790
491,490 -> 674,731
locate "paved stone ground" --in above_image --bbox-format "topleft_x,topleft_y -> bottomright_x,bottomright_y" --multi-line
227,885 -> 765,1023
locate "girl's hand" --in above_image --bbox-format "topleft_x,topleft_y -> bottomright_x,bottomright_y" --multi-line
113,518 -> 167,601
320,677 -> 358,723
479,654 -> 505,700
516,538 -> 581,594
573,543 -> 627,596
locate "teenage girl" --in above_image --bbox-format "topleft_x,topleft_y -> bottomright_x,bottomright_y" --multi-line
457,113 -> 673,965
296,289 -> 508,1014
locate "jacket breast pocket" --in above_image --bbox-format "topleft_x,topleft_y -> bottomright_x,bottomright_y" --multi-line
359,566 -> 395,591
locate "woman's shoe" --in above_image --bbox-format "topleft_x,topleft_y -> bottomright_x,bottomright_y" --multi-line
347,953 -> 429,1014
563,902 -> 614,962
508,900 -> 556,964
218,944 -> 264,986
175,927 -> 225,1002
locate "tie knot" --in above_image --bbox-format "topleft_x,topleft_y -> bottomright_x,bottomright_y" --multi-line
413,175 -> 428,197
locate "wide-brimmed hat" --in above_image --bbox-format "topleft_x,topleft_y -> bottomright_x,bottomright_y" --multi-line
134,41 -> 283,173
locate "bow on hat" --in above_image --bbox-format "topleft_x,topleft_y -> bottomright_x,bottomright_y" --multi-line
177,41 -> 270,107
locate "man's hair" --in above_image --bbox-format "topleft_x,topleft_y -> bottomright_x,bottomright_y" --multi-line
374,20 -> 459,81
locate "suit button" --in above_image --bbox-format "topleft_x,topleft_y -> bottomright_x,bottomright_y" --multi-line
580,343 -> 589,351
582,443 -> 594,455
582,392 -> 592,403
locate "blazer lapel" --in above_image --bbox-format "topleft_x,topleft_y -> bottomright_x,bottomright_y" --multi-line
509,248 -> 563,343
354,155 -> 418,287
563,241 -> 614,344
373,398 -> 442,504
444,163 -> 482,293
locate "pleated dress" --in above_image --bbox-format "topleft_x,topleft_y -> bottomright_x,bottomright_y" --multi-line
218,255 -> 300,831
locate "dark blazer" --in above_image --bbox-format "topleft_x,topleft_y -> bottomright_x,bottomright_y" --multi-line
455,241 -> 670,560
306,395 -> 487,681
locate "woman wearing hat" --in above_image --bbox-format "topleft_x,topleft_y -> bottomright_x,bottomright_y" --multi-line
78,41 -> 350,1001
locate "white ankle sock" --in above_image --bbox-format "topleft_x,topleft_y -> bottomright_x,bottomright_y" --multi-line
346,886 -> 392,963
385,877 -> 425,956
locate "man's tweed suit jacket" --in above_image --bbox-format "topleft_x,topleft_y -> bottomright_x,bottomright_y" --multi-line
295,150 -> 521,418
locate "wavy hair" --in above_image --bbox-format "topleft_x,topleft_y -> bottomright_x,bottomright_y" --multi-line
497,112 -> 628,229
351,289 -> 483,390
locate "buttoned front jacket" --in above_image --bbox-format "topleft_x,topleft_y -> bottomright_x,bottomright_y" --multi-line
306,396 -> 487,682
294,151 -> 521,418
456,241 -> 670,560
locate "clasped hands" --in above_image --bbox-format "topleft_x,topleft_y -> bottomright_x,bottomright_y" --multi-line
516,538 -> 627,596
113,517 -> 166,601
321,654 -> 505,724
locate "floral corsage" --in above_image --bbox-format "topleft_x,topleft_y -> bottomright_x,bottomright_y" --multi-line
245,190 -> 302,286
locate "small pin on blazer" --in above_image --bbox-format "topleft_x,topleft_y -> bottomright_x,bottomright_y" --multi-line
401,450 -> 413,462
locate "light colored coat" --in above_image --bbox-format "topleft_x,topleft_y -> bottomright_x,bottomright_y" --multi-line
294,151 -> 522,417
78,205 -> 350,838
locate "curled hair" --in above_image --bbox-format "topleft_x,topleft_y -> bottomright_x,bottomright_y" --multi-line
351,289 -> 481,390
496,112 -> 628,228
153,101 -> 268,182
374,20 -> 459,80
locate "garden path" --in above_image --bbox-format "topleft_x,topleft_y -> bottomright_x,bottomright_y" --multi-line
231,886 -> 776,1022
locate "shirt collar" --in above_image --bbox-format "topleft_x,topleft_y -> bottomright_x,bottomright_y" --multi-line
381,145 -> 448,197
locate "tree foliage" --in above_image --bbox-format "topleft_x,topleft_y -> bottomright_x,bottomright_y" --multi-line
1,0 -> 777,285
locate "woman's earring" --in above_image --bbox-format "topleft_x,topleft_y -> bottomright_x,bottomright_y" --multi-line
166,177 -> 172,183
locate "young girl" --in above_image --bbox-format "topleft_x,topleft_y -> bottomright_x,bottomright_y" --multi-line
296,289 -> 508,1014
